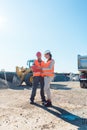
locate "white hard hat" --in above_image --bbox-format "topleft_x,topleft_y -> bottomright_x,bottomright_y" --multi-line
44,50 -> 51,55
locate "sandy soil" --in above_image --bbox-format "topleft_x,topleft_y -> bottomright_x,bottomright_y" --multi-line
0,82 -> 87,130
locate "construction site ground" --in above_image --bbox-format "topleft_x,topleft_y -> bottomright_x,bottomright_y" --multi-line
0,81 -> 87,130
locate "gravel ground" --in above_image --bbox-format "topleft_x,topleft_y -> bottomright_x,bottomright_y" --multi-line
0,81 -> 87,130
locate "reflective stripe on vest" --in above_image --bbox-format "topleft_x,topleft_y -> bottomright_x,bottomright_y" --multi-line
33,72 -> 41,76
33,60 -> 44,77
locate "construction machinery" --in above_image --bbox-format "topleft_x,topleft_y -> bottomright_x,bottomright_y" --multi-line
16,59 -> 34,86
78,55 -> 87,88
0,60 -> 34,87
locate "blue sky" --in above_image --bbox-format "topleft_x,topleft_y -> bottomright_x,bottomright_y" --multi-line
0,0 -> 87,72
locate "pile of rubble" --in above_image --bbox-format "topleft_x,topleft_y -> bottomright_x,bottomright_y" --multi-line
0,78 -> 17,89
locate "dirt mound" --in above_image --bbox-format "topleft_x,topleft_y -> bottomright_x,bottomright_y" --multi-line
0,78 -> 16,89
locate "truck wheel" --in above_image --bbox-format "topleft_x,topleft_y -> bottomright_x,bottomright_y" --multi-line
80,82 -> 85,88
80,81 -> 87,88
84,82 -> 87,88
25,73 -> 33,86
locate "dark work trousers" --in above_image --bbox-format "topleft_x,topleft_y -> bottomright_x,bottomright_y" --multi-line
30,76 -> 45,102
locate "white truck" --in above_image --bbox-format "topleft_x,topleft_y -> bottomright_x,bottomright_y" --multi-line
78,55 -> 87,88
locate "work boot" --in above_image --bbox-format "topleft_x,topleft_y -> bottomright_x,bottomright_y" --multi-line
42,99 -> 47,105
30,100 -> 34,104
44,100 -> 52,107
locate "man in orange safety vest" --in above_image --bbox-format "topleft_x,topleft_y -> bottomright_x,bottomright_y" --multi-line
30,52 -> 46,104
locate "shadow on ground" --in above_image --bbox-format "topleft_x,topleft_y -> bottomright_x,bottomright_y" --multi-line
0,77 -> 71,90
9,82 -> 71,90
50,83 -> 71,90
34,103 -> 87,130
0,84 -> 71,90
9,85 -> 31,90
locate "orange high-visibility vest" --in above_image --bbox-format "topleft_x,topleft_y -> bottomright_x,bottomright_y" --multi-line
33,60 -> 44,77
42,60 -> 54,77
